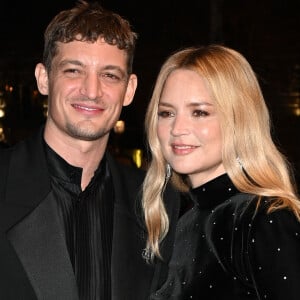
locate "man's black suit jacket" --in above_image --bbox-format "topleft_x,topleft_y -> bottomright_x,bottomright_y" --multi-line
0,128 -> 180,300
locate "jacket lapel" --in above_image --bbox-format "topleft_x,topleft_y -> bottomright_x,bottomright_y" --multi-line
7,192 -> 79,300
3,128 -> 79,300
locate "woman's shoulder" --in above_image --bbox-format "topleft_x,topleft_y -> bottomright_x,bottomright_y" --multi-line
207,192 -> 257,226
207,193 -> 299,235
215,192 -> 297,221
205,193 -> 300,284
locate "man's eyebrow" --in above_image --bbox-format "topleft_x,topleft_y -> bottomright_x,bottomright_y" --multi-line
58,59 -> 83,67
102,65 -> 127,76
57,61 -> 127,75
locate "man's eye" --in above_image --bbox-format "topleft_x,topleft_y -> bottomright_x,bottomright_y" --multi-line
63,68 -> 80,75
158,111 -> 173,118
100,73 -> 122,83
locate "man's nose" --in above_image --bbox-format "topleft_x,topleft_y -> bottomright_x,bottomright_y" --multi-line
80,73 -> 103,100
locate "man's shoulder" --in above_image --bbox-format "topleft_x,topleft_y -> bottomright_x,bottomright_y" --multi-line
0,128 -> 43,158
0,129 -> 45,187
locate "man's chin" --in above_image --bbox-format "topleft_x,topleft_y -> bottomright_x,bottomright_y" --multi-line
67,125 -> 107,141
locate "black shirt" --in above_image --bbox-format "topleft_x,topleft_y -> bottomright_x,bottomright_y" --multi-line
45,143 -> 114,300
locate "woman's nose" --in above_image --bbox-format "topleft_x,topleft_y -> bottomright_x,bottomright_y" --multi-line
171,115 -> 190,136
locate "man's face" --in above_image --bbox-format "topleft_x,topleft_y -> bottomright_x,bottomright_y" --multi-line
36,38 -> 137,143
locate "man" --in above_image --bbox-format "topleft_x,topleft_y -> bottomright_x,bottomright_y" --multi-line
0,1 -> 180,299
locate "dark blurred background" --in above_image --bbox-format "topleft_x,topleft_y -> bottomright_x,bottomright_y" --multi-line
0,0 -> 299,186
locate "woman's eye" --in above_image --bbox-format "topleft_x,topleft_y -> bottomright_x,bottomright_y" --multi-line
193,110 -> 209,117
158,111 -> 174,118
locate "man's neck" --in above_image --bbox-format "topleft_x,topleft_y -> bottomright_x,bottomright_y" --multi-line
44,127 -> 108,190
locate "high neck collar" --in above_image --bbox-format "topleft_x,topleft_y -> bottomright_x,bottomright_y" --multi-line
190,174 -> 239,209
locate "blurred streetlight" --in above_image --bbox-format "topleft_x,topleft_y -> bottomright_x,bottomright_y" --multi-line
114,120 -> 125,134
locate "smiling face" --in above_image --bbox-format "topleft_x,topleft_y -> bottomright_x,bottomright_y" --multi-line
157,69 -> 225,187
35,38 -> 137,145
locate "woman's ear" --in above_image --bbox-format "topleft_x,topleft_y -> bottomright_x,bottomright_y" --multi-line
35,63 -> 49,95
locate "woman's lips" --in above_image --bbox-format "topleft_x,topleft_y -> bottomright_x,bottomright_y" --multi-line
171,144 -> 198,155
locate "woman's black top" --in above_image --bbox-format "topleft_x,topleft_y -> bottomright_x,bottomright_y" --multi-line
151,174 -> 300,299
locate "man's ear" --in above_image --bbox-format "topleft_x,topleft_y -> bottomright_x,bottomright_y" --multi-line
35,63 -> 49,95
123,73 -> 138,106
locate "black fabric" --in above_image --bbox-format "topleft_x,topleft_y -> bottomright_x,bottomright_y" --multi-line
45,144 -> 114,300
0,148 -> 38,300
151,174 -> 300,300
0,148 -> 10,200
0,127 -> 181,300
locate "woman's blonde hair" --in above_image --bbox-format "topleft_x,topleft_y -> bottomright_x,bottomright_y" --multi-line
142,44 -> 300,259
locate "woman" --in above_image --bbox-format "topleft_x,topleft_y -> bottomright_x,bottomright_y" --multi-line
142,45 -> 300,299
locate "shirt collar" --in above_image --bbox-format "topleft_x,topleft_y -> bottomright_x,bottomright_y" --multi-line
44,140 -> 106,188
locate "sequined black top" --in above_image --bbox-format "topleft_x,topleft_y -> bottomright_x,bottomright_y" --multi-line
151,174 -> 300,300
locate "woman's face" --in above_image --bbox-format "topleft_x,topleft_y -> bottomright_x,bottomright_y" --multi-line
157,69 -> 225,187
